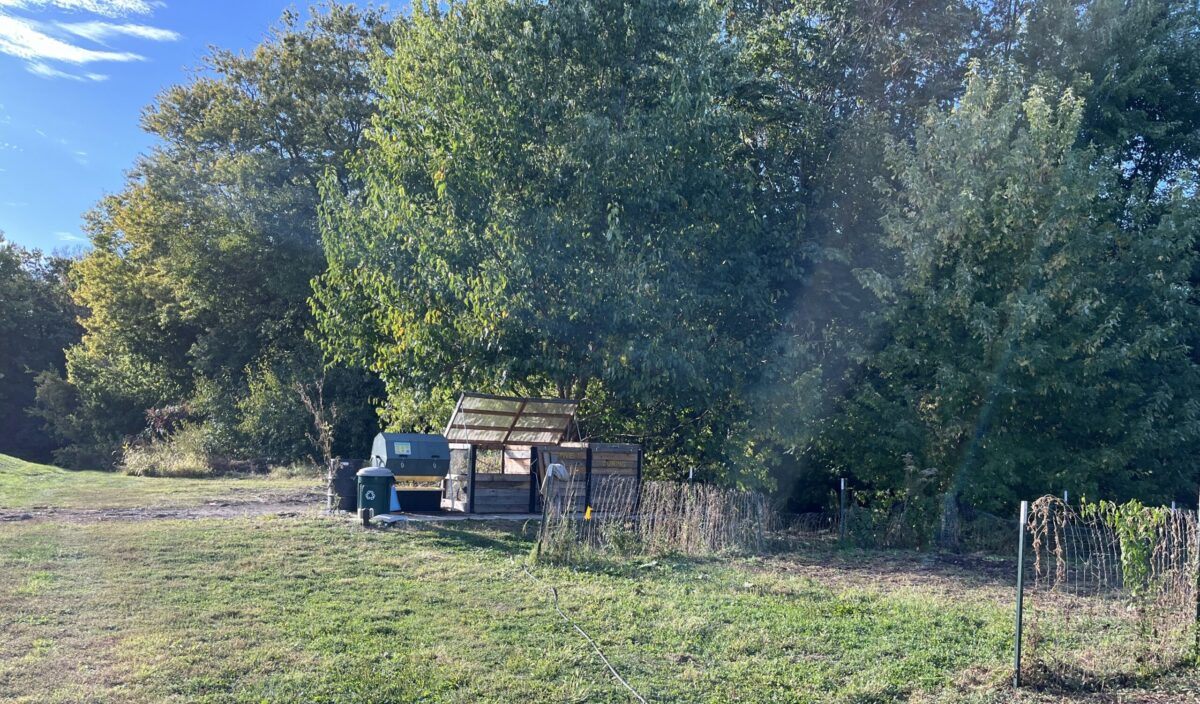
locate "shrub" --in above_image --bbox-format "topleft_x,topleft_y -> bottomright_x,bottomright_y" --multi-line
120,424 -> 215,478
267,461 -> 323,480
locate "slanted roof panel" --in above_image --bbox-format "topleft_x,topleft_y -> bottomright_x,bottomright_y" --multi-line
444,391 -> 579,447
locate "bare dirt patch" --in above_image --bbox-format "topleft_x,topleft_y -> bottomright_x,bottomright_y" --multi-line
757,545 -> 1015,598
0,487 -> 323,523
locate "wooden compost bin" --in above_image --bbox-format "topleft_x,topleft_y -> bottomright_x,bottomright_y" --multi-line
441,442 -> 642,514
540,443 -> 641,514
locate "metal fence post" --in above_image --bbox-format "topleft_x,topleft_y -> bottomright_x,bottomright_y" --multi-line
1014,499 -> 1029,688
839,478 -> 847,541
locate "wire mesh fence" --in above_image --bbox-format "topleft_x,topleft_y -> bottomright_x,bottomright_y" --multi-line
536,478 -> 773,564
534,474 -> 1200,692
1019,495 -> 1199,689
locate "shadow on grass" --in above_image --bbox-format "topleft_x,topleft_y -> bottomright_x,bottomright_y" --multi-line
416,522 -> 536,557
1020,657 -> 1199,696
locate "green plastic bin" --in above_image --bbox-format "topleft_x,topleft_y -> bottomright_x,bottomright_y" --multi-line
356,467 -> 394,524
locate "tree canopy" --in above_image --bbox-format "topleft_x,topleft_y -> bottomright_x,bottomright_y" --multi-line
0,234 -> 80,462
314,0 -> 796,480
818,69 -> 1200,511
3,0 -> 1198,521
35,6 -> 384,467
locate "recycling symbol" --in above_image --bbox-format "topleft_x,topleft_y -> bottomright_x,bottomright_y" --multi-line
365,489 -> 376,501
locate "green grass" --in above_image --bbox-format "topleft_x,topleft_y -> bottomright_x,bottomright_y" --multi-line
1,455 -> 1193,702
0,516 -> 1023,703
0,454 -> 319,510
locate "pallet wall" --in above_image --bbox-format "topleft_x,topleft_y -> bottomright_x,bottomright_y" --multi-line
443,442 -> 641,514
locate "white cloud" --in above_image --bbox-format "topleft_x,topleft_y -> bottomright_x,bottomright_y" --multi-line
0,14 -> 142,63
0,1 -> 157,17
27,59 -> 106,79
55,231 -> 88,242
0,0 -> 175,80
58,20 -> 177,43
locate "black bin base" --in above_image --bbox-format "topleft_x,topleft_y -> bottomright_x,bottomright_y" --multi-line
397,489 -> 442,512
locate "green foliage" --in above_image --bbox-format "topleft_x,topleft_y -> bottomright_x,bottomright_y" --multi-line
1082,499 -> 1170,596
1012,0 -> 1200,192
43,6 -> 385,466
0,234 -> 82,462
7,0 -> 1200,511
236,360 -> 316,463
731,0 -> 1200,510
314,0 -> 794,482
818,68 -> 1200,513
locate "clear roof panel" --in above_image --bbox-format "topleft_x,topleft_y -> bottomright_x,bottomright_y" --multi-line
507,430 -> 564,444
457,412 -> 512,428
461,396 -> 523,413
444,392 -> 579,447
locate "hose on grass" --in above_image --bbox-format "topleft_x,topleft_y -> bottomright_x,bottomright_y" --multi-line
521,562 -> 649,704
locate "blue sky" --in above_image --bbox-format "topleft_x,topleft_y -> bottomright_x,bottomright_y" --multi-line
0,0 -> 311,252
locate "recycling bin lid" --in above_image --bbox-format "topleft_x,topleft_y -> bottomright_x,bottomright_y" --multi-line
356,467 -> 394,477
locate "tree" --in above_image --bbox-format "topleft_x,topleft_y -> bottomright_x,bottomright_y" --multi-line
41,6 -> 385,466
1006,0 -> 1200,193
819,68 -> 1200,513
314,0 -> 795,481
0,234 -> 81,461
722,0 -> 989,501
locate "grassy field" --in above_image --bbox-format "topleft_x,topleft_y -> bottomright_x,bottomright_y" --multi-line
0,454 -> 319,510
0,454 -> 1195,703
0,517 -> 1022,703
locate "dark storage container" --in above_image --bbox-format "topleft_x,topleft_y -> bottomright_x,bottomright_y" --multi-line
369,433 -> 450,478
327,459 -> 363,512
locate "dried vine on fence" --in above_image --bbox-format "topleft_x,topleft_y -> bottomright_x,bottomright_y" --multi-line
1022,496 -> 1198,688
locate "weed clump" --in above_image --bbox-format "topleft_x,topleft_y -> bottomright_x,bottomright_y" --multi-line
119,424 -> 214,478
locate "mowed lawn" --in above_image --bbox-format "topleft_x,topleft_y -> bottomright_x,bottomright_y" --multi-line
0,454 -> 319,510
0,516 -> 1023,704
1,457 -> 1195,703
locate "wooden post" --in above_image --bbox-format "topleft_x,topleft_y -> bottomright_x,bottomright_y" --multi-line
467,445 -> 477,514
634,447 -> 643,516
584,445 -> 593,512
1014,500 -> 1029,688
528,446 -> 540,513
326,458 -> 336,513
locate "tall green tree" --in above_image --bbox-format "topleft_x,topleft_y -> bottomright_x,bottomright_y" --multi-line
315,0 -> 796,481
1004,0 -> 1200,192
722,0 -> 988,503
40,6 -> 385,466
0,234 -> 81,462
819,69 -> 1200,512
728,0 -> 1200,507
